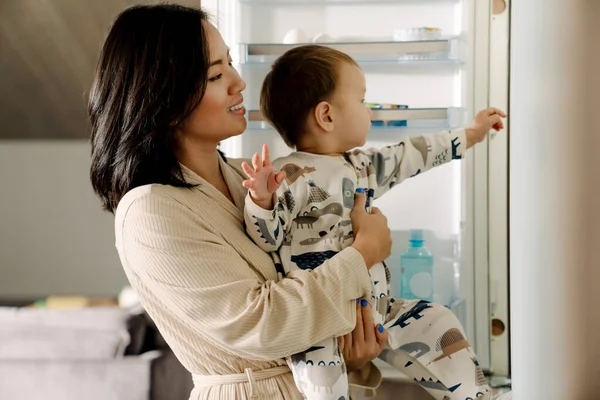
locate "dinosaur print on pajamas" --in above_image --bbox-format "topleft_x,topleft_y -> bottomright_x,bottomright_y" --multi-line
243,130 -> 469,400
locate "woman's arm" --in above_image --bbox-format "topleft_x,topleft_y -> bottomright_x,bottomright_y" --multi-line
117,189 -> 373,361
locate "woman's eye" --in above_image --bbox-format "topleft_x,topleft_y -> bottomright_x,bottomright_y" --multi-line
209,74 -> 223,82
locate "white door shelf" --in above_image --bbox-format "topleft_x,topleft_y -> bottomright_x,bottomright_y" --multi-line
239,0 -> 459,4
246,107 -> 465,132
238,38 -> 462,64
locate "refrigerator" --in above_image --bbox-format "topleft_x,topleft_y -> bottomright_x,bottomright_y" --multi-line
202,0 -> 511,381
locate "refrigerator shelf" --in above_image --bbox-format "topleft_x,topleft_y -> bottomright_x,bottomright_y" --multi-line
238,58 -> 463,68
239,0 -> 458,5
246,107 -> 465,131
238,38 -> 461,64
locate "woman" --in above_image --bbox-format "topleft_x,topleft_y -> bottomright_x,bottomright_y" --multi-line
89,4 -> 512,400
89,4 -> 390,399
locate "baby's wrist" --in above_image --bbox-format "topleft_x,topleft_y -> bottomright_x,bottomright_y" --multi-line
465,128 -> 476,148
250,193 -> 274,210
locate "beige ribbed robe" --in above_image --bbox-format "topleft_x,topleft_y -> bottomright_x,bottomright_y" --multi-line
114,156 -> 379,399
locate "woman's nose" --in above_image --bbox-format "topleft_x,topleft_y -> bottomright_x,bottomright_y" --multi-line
230,70 -> 246,94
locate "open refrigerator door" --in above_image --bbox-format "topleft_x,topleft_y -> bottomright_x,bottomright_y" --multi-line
202,0 -> 509,380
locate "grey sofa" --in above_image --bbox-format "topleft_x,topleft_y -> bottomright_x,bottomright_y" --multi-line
0,301 -> 193,400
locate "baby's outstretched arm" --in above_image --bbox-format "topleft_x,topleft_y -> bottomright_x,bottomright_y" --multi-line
347,107 -> 506,200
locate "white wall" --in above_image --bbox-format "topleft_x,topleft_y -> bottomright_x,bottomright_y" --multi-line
0,141 -> 126,299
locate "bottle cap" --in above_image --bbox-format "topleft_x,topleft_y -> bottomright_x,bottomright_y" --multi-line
409,229 -> 424,242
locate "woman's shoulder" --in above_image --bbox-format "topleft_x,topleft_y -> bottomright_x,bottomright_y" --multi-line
225,156 -> 251,165
115,184 -> 192,225
224,156 -> 250,177
114,183 -> 211,249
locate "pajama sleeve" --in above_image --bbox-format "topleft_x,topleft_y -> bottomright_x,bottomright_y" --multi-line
244,178 -> 305,253
346,129 -> 467,199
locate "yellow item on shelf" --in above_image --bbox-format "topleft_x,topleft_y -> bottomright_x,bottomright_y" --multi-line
44,296 -> 119,309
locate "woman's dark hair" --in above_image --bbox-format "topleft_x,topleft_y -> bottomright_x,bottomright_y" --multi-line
89,4 -> 211,213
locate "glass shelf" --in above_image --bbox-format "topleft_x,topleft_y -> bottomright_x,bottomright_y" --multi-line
246,107 -> 464,132
238,38 -> 461,64
239,0 -> 459,5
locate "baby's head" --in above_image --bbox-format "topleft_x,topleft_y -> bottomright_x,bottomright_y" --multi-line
260,45 -> 372,153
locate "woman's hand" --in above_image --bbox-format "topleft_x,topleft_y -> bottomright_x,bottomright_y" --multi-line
350,192 -> 392,269
339,298 -> 388,373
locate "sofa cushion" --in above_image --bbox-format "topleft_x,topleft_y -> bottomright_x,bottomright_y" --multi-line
0,353 -> 160,400
0,307 -> 132,360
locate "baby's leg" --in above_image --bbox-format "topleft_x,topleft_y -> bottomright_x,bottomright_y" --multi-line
286,336 -> 350,400
380,299 -> 493,400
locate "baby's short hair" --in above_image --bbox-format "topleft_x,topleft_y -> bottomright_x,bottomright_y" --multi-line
260,45 -> 358,148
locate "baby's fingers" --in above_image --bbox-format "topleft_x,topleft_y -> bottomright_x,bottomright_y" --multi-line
262,144 -> 271,167
241,162 -> 256,178
490,107 -> 507,118
275,171 -> 286,185
268,172 -> 285,192
490,115 -> 504,131
252,153 -> 261,172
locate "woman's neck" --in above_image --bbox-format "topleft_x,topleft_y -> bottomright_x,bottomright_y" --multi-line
177,144 -> 233,202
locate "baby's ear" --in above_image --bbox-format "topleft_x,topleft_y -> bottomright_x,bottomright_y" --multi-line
313,101 -> 335,132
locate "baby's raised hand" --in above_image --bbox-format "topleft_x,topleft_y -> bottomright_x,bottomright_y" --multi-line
466,107 -> 507,147
241,144 -> 286,209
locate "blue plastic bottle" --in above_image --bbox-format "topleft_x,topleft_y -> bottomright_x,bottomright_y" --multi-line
400,229 -> 434,301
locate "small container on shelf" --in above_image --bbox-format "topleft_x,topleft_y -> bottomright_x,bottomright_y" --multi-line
366,103 -> 408,127
393,27 -> 443,42
392,27 -> 446,61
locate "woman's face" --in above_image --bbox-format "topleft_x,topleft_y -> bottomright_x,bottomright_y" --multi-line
178,22 -> 247,146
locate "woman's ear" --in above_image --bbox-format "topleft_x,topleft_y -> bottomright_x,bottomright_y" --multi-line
313,101 -> 335,132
